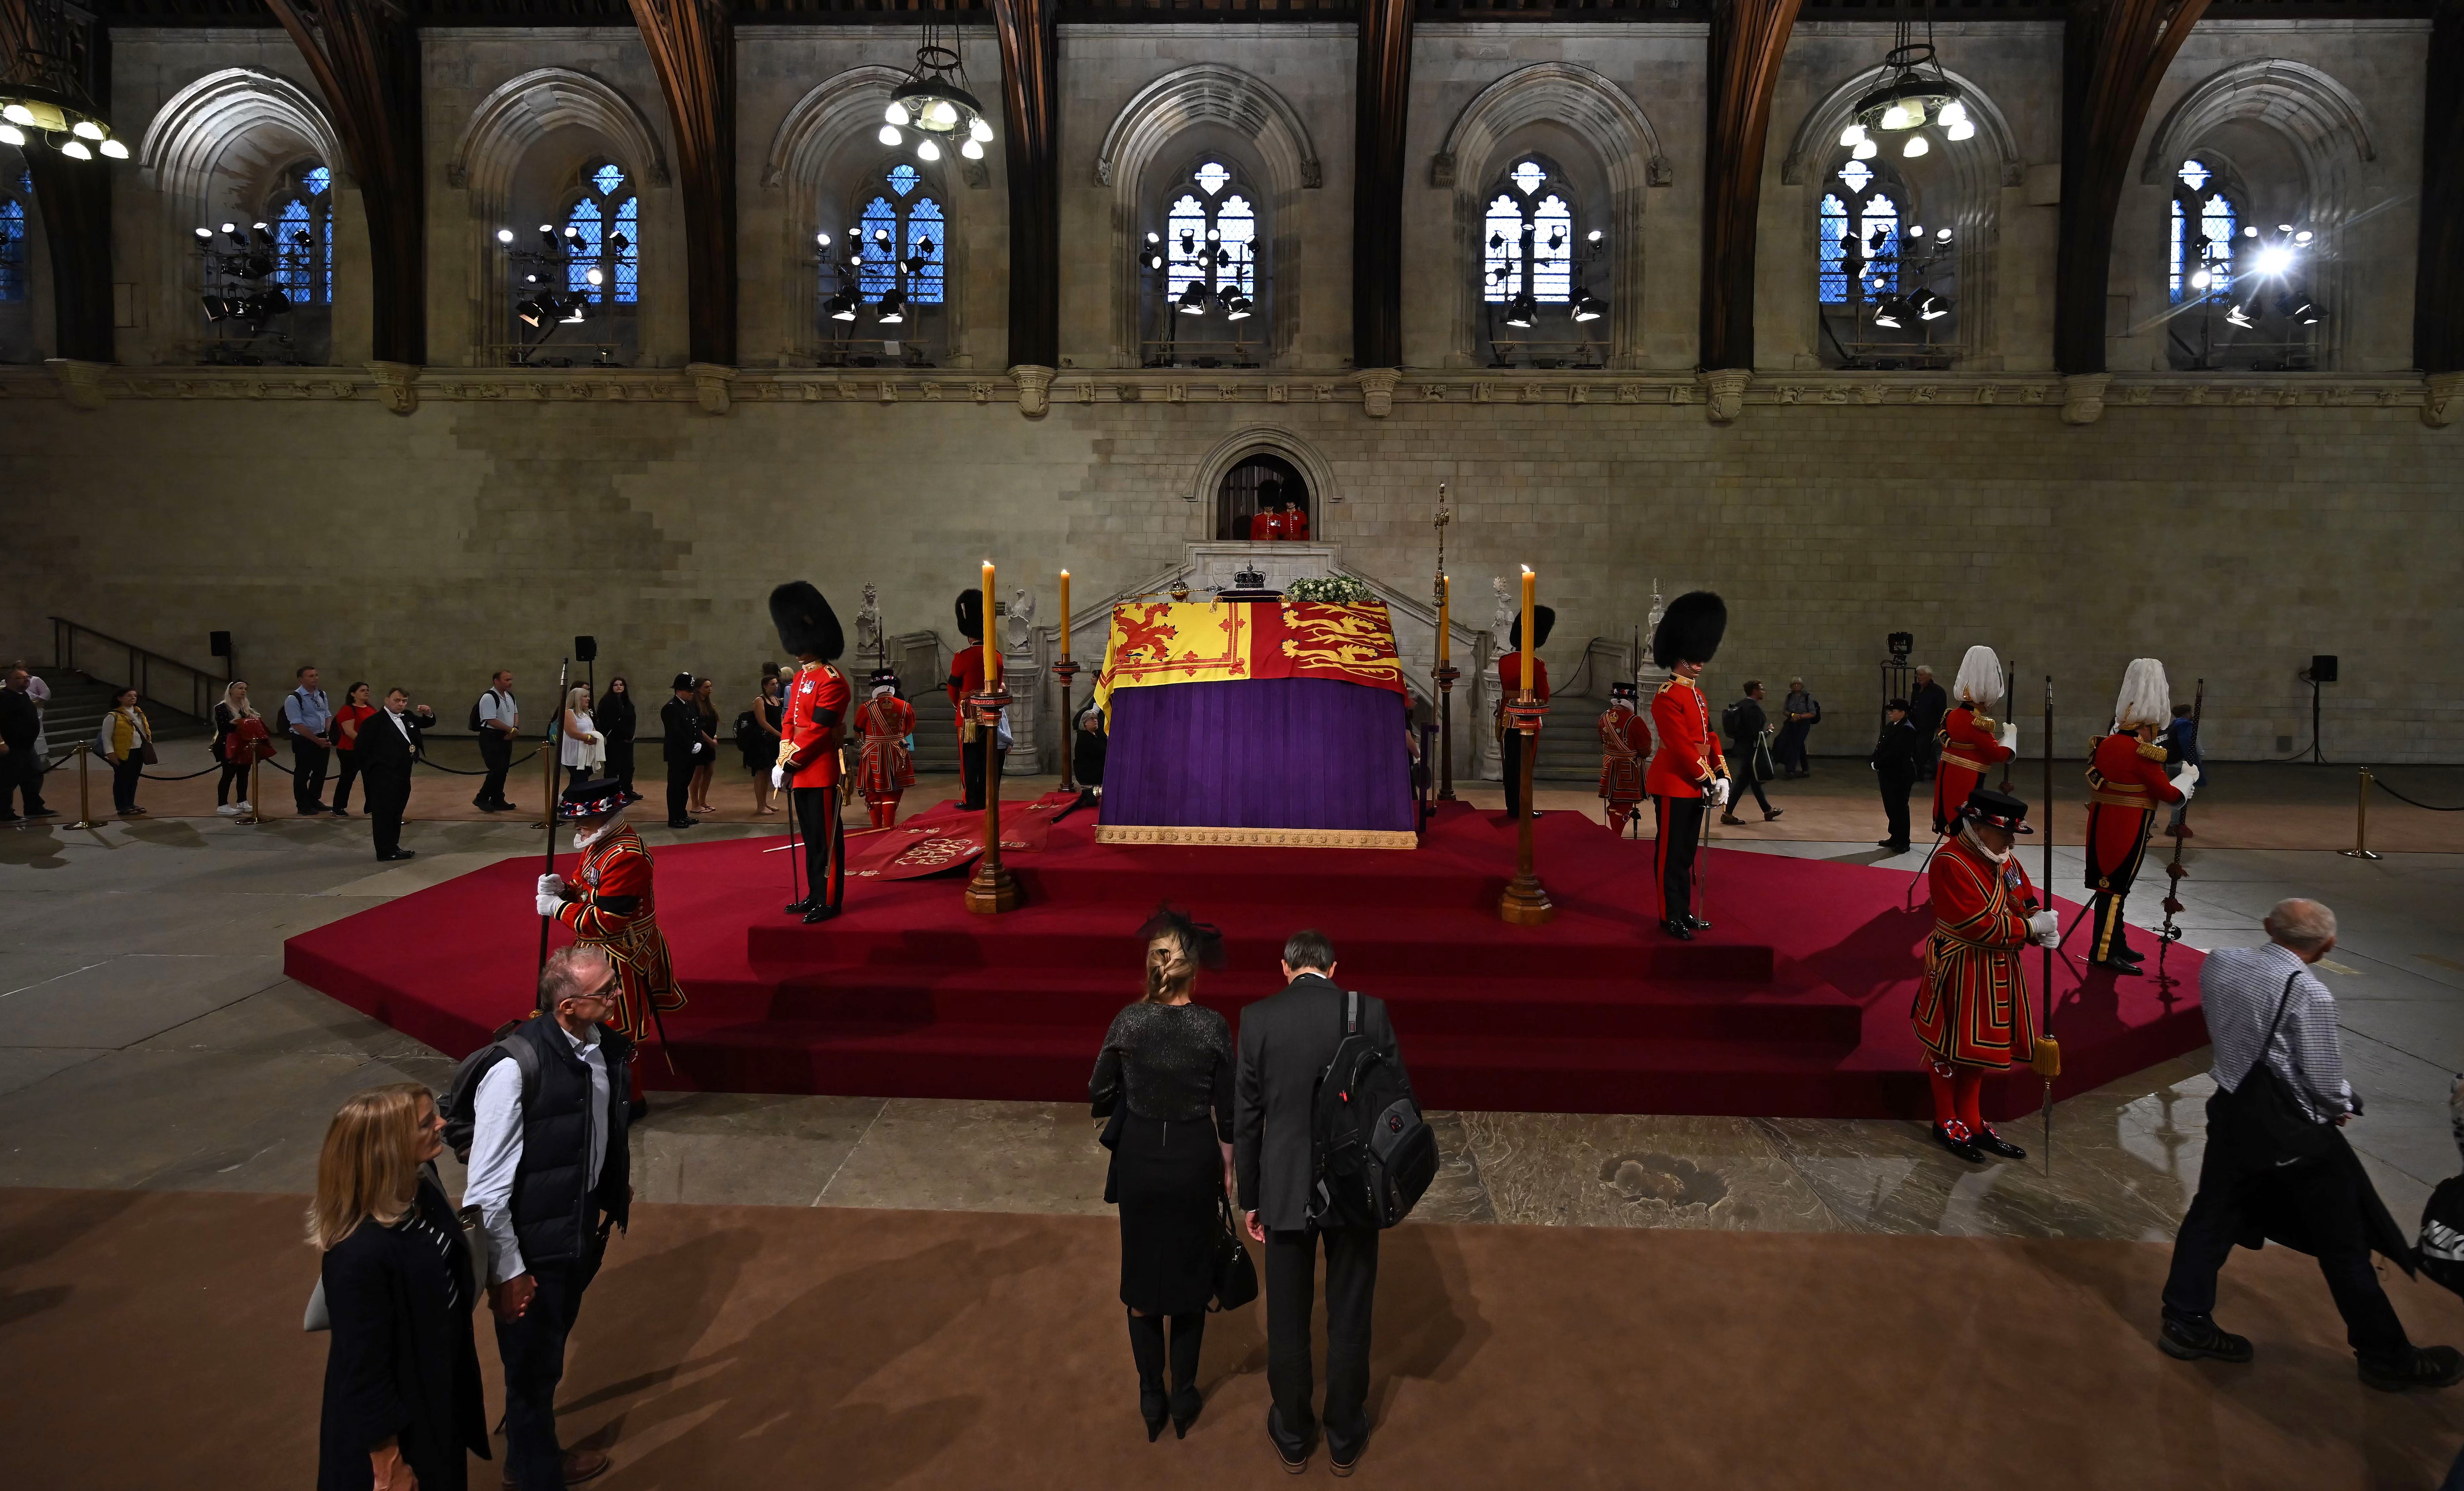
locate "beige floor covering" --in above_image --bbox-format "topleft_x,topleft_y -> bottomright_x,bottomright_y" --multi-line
6,1187 -> 2462,1489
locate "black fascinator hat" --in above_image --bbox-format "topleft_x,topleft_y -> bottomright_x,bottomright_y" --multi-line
1136,902 -> 1227,971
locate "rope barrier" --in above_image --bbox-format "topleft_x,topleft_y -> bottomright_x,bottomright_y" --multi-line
2373,773 -> 2464,812
414,745 -> 545,777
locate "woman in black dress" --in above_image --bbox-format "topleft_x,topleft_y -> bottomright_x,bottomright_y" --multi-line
1090,905 -> 1234,1441
597,676 -> 638,801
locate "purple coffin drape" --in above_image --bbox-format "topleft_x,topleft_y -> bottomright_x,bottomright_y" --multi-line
1103,677 -> 1417,832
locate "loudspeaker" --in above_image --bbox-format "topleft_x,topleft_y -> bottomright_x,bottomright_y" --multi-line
208,630 -> 231,658
575,635 -> 598,663
2310,654 -> 2338,683
1886,631 -> 1914,662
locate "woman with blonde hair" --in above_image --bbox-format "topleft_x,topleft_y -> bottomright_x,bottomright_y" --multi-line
312,1083 -> 487,1491
212,680 -> 262,816
559,684 -> 605,787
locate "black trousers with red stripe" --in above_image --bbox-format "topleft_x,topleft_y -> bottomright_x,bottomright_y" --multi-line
1652,794 -> 1707,923
791,785 -> 845,911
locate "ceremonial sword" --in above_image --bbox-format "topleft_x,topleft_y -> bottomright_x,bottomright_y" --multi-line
538,657 -> 569,972
2157,678 -> 2205,986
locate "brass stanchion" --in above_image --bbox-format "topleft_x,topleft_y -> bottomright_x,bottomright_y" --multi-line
64,744 -> 98,829
245,753 -> 264,826
1053,659 -> 1080,792
2340,767 -> 2383,860
1498,697 -> 1553,924
963,685 -> 1020,914
1435,663 -> 1459,801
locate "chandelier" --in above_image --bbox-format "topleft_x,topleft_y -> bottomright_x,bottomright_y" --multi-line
0,0 -> 125,160
879,27 -> 993,165
1837,5 -> 1973,164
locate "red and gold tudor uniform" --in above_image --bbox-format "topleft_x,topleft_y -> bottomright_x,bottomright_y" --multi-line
1931,704 -> 2014,834
555,818 -> 684,1048
2083,727 -> 2184,966
770,582 -> 851,923
1596,681 -> 1648,834
854,670 -> 917,828
1911,787 -> 2049,1161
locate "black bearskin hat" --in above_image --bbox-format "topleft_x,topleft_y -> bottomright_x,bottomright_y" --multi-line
1135,902 -> 1227,972
1508,605 -> 1556,653
1651,591 -> 1726,670
769,581 -> 844,661
955,588 -> 985,643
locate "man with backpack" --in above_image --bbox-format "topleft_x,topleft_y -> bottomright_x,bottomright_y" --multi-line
453,944 -> 634,1489
1235,929 -> 1433,1477
472,669 -> 520,813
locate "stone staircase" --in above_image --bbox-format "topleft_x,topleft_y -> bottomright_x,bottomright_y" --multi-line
29,666 -> 209,753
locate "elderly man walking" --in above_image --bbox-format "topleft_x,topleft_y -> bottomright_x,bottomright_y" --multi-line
2157,899 -> 2460,1391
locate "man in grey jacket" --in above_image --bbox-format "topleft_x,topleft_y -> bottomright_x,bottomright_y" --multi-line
1236,929 -> 1409,1477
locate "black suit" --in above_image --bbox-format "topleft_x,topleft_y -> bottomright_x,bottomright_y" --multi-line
1909,680 -> 1949,778
358,708 -> 427,859
1235,973 -> 1409,1463
660,695 -> 703,826
0,687 -> 43,817
1869,717 -> 1922,850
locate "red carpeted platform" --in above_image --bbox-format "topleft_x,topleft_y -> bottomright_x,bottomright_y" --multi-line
284,801 -> 2208,1120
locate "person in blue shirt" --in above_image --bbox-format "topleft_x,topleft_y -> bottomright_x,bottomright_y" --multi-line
2161,702 -> 2202,838
283,665 -> 335,816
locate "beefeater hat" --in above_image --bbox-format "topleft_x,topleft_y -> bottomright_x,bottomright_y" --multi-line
1508,605 -> 1556,653
557,775 -> 628,822
769,581 -> 844,661
2112,658 -> 2171,730
954,587 -> 985,643
1651,591 -> 1726,670
1958,786 -> 2035,834
1610,679 -> 1638,703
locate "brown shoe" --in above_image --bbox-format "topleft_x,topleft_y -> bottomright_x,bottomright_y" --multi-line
1719,813 -> 1744,826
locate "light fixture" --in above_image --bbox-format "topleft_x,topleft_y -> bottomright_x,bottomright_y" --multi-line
1572,290 -> 1605,323
1223,293 -> 1253,322
1854,137 -> 1879,162
885,101 -> 911,128
960,139 -> 983,161
1586,229 -> 1603,243
2189,269 -> 2211,290
877,288 -> 907,325
1839,122 -> 1869,149
99,137 -> 127,159
0,124 -> 20,147
497,228 -> 515,244
883,26 -> 993,166
1902,135 -> 1929,159
2253,245 -> 2295,277
916,138 -> 940,163
1503,293 -> 1537,329
0,5 -> 125,167
2225,303 -> 2254,329
825,289 -> 859,322
1848,12 -> 1968,160
1871,295 -> 1910,330
1177,282 -> 1209,316
2294,230 -> 2314,244
878,124 -> 903,147
194,226 -> 212,240
1908,288 -> 1950,321
585,267 -> 604,287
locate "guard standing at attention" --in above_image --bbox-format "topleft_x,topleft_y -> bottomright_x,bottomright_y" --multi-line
1596,680 -> 1649,836
946,590 -> 1003,812
1931,645 -> 2017,835
854,668 -> 917,829
537,774 -> 684,1115
2084,658 -> 2197,973
771,582 -> 851,924
1645,592 -> 1729,941
1911,787 -> 2060,1162
1494,605 -> 1554,821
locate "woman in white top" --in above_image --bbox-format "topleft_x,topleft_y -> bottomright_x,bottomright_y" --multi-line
560,685 -> 605,778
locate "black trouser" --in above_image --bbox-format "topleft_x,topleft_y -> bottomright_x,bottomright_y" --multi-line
1653,793 -> 1706,923
792,784 -> 844,911
365,769 -> 411,858
111,755 -> 142,812
607,738 -> 635,795
477,731 -> 513,807
2086,809 -> 2154,962
665,753 -> 696,825
1265,1226 -> 1378,1461
216,757 -> 250,806
1,749 -> 43,815
2160,1142 -> 2409,1365
331,749 -> 362,812
1879,775 -> 1913,847
1502,728 -> 1533,818
290,739 -> 329,811
1727,759 -> 1772,816
495,1241 -> 605,1491
959,731 -> 1007,811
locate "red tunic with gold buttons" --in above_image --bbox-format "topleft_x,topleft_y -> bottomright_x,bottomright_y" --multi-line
556,824 -> 683,1045
946,645 -> 986,734
1931,706 -> 2016,831
1645,676 -> 1726,798
777,660 -> 850,788
1911,831 -> 2038,1069
855,694 -> 916,798
2083,730 -> 2183,889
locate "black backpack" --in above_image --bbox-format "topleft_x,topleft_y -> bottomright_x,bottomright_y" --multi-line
2422,1175 -> 2464,1298
467,690 -> 495,733
1306,988 -> 1437,1230
733,709 -> 761,749
440,1019 -> 539,1164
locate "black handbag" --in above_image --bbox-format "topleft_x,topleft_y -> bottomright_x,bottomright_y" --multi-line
1210,1192 -> 1258,1313
2210,971 -> 2338,1165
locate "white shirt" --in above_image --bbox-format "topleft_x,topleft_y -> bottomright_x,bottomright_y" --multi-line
384,707 -> 414,743
479,689 -> 518,734
464,1022 -> 609,1285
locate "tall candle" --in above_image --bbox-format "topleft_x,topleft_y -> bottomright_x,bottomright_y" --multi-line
982,560 -> 999,687
1059,570 -> 1072,663
1436,573 -> 1450,665
1519,567 -> 1536,696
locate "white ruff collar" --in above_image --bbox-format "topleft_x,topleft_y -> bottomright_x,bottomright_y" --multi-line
1960,826 -> 2011,865
573,813 -> 624,850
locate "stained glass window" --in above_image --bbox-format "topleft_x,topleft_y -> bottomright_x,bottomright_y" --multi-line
1216,195 -> 1256,299
265,162 -> 334,305
593,163 -> 625,196
1818,195 -> 1849,305
2168,159 -> 2236,306
1817,159 -> 1919,311
859,196 -> 897,300
562,162 -> 639,307
887,163 -> 919,198
1480,160 -> 1588,307
0,198 -> 24,304
906,196 -> 944,305
1860,194 -> 1902,298
565,195 -> 602,298
1531,195 -> 1573,303
1154,161 -> 1259,314
1484,195 -> 1521,305
828,165 -> 948,317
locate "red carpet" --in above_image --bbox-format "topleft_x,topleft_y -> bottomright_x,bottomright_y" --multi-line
284,802 -> 2207,1120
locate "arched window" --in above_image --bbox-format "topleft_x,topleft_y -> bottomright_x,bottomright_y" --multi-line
1476,157 -> 1603,368
0,168 -> 28,306
1816,155 -> 1954,368
264,162 -> 333,307
1215,453 -> 1309,543
818,161 -> 948,365
1141,158 -> 1262,368
565,161 -> 639,307
2167,159 -> 2237,306
2161,156 -> 2320,371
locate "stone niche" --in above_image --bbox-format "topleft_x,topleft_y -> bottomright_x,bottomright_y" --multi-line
1185,541 -> 1340,595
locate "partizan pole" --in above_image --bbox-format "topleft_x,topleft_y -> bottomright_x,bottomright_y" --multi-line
2158,678 -> 2206,981
2040,673 -> 2056,1175
538,658 -> 568,971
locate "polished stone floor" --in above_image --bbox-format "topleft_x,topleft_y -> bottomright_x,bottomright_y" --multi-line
2,775 -> 2456,1247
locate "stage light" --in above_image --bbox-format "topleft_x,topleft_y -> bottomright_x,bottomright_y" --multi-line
539,223 -> 554,234
199,293 -> 231,323
1143,251 -> 1164,271
2189,270 -> 2210,290
1587,229 -> 1602,243
195,226 -> 213,240
1224,293 -> 1253,321
879,124 -> 903,147
2294,230 -> 2313,244
2253,245 -> 2295,276
585,267 -> 604,287
221,222 -> 237,235
825,289 -> 858,322
1935,227 -> 1952,242
497,228 -> 515,244
1872,295 -> 1911,329
1572,291 -> 1604,323
1177,283 -> 1209,316
517,297 -> 548,328
1909,288 -> 1949,321
1503,293 -> 1537,328
2242,225 -> 2257,238
2225,303 -> 2254,329
1147,232 -> 1161,244
877,288 -> 906,325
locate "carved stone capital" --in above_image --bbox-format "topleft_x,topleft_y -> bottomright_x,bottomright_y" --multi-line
367,362 -> 421,416
1010,364 -> 1056,418
45,359 -> 110,411
2060,372 -> 2112,426
687,362 -> 737,415
2425,371 -> 2463,429
1699,368 -> 1752,424
1355,367 -> 1401,418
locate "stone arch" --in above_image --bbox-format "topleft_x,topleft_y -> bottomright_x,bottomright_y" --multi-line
1098,66 -> 1321,369
448,68 -> 670,218
1186,425 -> 1342,531
1433,63 -> 1665,369
137,68 -> 347,229
1781,64 -> 2021,369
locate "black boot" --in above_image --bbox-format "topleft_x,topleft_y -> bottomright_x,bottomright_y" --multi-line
1972,1123 -> 2027,1160
1167,1312 -> 1205,1438
1127,1311 -> 1168,1441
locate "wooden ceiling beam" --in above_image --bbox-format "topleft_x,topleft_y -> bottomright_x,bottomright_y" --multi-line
1354,0 -> 1411,370
628,0 -> 737,366
1699,0 -> 1803,373
2415,0 -> 2464,374
993,0 -> 1060,370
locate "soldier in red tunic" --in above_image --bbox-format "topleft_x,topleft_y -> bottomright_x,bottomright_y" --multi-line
1912,787 -> 2061,1161
1931,644 -> 2017,834
1280,501 -> 1309,542
1247,507 -> 1285,541
854,668 -> 917,828
2084,658 -> 2197,972
1494,604 -> 1553,821
1645,592 -> 1728,940
770,581 -> 851,924
1596,680 -> 1648,836
946,589 -> 1004,811
538,774 -> 683,1112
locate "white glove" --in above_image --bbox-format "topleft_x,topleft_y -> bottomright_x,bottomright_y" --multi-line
2173,762 -> 2201,794
691,740 -> 704,755
2028,910 -> 2060,945
771,765 -> 787,790
1998,722 -> 2018,754
537,873 -> 565,897
535,892 -> 564,917
1710,778 -> 1731,808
